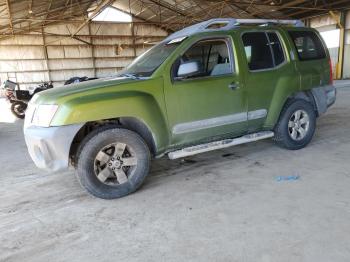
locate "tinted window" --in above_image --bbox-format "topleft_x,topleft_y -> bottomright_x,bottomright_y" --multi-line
174,39 -> 232,79
289,31 -> 326,61
268,32 -> 285,66
242,32 -> 274,70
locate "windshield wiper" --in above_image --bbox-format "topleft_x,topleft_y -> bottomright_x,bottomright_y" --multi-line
120,73 -> 139,79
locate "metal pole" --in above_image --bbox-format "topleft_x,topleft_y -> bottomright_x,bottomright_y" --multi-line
331,11 -> 345,80
88,22 -> 97,78
42,26 -> 52,83
338,11 -> 346,79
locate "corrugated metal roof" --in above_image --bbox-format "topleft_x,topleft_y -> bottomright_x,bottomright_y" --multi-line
0,0 -> 98,36
112,0 -> 350,31
1,0 -> 350,36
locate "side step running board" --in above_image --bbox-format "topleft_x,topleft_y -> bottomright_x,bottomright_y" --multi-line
168,131 -> 274,160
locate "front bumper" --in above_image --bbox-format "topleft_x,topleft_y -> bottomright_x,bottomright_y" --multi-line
24,124 -> 84,172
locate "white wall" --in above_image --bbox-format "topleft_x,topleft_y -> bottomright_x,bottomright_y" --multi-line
310,14 -> 338,78
310,11 -> 350,79
0,22 -> 168,89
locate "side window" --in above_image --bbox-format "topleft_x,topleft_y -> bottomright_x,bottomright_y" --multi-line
242,32 -> 286,71
173,39 -> 233,79
267,32 -> 285,66
242,32 -> 274,71
288,31 -> 326,61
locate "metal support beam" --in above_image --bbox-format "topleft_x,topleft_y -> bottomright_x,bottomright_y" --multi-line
164,1 -> 231,29
88,22 -> 97,77
248,0 -> 307,17
147,0 -> 188,18
41,26 -> 52,82
0,0 -> 94,32
42,0 -> 53,27
72,36 -> 93,45
229,2 -> 261,19
287,0 -> 350,18
329,11 -> 344,79
71,0 -> 114,38
330,11 -> 346,80
129,0 -> 137,58
329,11 -> 343,29
5,0 -> 14,34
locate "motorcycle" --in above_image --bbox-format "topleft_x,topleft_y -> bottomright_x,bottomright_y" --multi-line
2,76 -> 96,119
64,76 -> 98,85
2,80 -> 53,119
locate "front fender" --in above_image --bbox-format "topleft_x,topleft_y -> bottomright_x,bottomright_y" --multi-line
51,91 -> 170,153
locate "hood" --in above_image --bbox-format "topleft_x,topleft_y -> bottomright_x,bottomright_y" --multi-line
31,76 -> 146,105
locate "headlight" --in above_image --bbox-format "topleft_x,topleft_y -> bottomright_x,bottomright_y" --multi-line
31,104 -> 59,127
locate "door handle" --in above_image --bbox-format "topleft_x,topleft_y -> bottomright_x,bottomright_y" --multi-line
228,82 -> 239,90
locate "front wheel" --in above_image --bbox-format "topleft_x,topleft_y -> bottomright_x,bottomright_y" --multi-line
274,99 -> 316,150
10,101 -> 27,119
76,127 -> 151,199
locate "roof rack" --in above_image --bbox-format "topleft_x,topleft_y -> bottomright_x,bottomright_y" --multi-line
235,19 -> 304,27
165,18 -> 304,42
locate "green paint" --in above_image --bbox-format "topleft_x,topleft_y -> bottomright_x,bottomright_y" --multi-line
31,24 -> 331,156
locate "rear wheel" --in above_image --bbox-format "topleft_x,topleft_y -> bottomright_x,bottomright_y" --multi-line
274,99 -> 316,150
76,127 -> 151,199
10,101 -> 27,119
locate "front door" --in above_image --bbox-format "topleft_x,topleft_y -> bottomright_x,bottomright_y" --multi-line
164,36 -> 247,147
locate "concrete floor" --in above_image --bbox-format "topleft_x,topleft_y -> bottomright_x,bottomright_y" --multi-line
1,82 -> 350,262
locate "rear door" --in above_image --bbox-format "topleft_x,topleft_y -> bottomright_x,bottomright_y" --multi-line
288,30 -> 330,90
239,30 -> 299,132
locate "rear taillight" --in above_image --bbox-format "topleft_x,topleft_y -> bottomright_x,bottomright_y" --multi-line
329,59 -> 333,85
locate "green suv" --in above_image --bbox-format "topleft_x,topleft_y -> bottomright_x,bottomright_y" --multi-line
24,19 -> 336,199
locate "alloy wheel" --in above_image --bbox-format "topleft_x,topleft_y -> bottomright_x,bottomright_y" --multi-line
288,110 -> 310,141
94,142 -> 138,185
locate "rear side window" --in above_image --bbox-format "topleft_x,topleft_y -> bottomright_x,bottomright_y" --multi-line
267,32 -> 285,66
242,32 -> 285,71
242,32 -> 273,70
289,31 -> 326,61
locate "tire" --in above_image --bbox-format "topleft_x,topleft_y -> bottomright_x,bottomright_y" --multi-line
274,99 -> 316,150
10,101 -> 27,119
76,127 -> 151,199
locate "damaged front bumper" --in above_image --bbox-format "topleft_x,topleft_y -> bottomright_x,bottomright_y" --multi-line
24,124 -> 84,172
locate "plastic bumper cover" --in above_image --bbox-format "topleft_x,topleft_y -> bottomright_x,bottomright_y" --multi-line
325,85 -> 336,107
24,124 -> 84,172
311,85 -> 336,115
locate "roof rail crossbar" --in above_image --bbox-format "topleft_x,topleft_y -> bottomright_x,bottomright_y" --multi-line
164,19 -> 237,41
235,19 -> 304,27
165,18 -> 304,42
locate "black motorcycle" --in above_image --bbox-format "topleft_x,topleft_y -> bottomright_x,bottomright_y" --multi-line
2,80 -> 53,119
64,76 -> 98,85
2,77 -> 96,119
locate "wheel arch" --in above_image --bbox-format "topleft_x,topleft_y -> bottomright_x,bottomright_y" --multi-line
265,90 -> 318,130
69,117 -> 159,166
286,91 -> 318,116
274,91 -> 319,129
119,117 -> 157,156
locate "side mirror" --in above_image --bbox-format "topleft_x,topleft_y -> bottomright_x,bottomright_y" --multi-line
177,61 -> 201,78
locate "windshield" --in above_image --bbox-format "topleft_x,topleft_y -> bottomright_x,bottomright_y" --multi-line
118,41 -> 180,78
